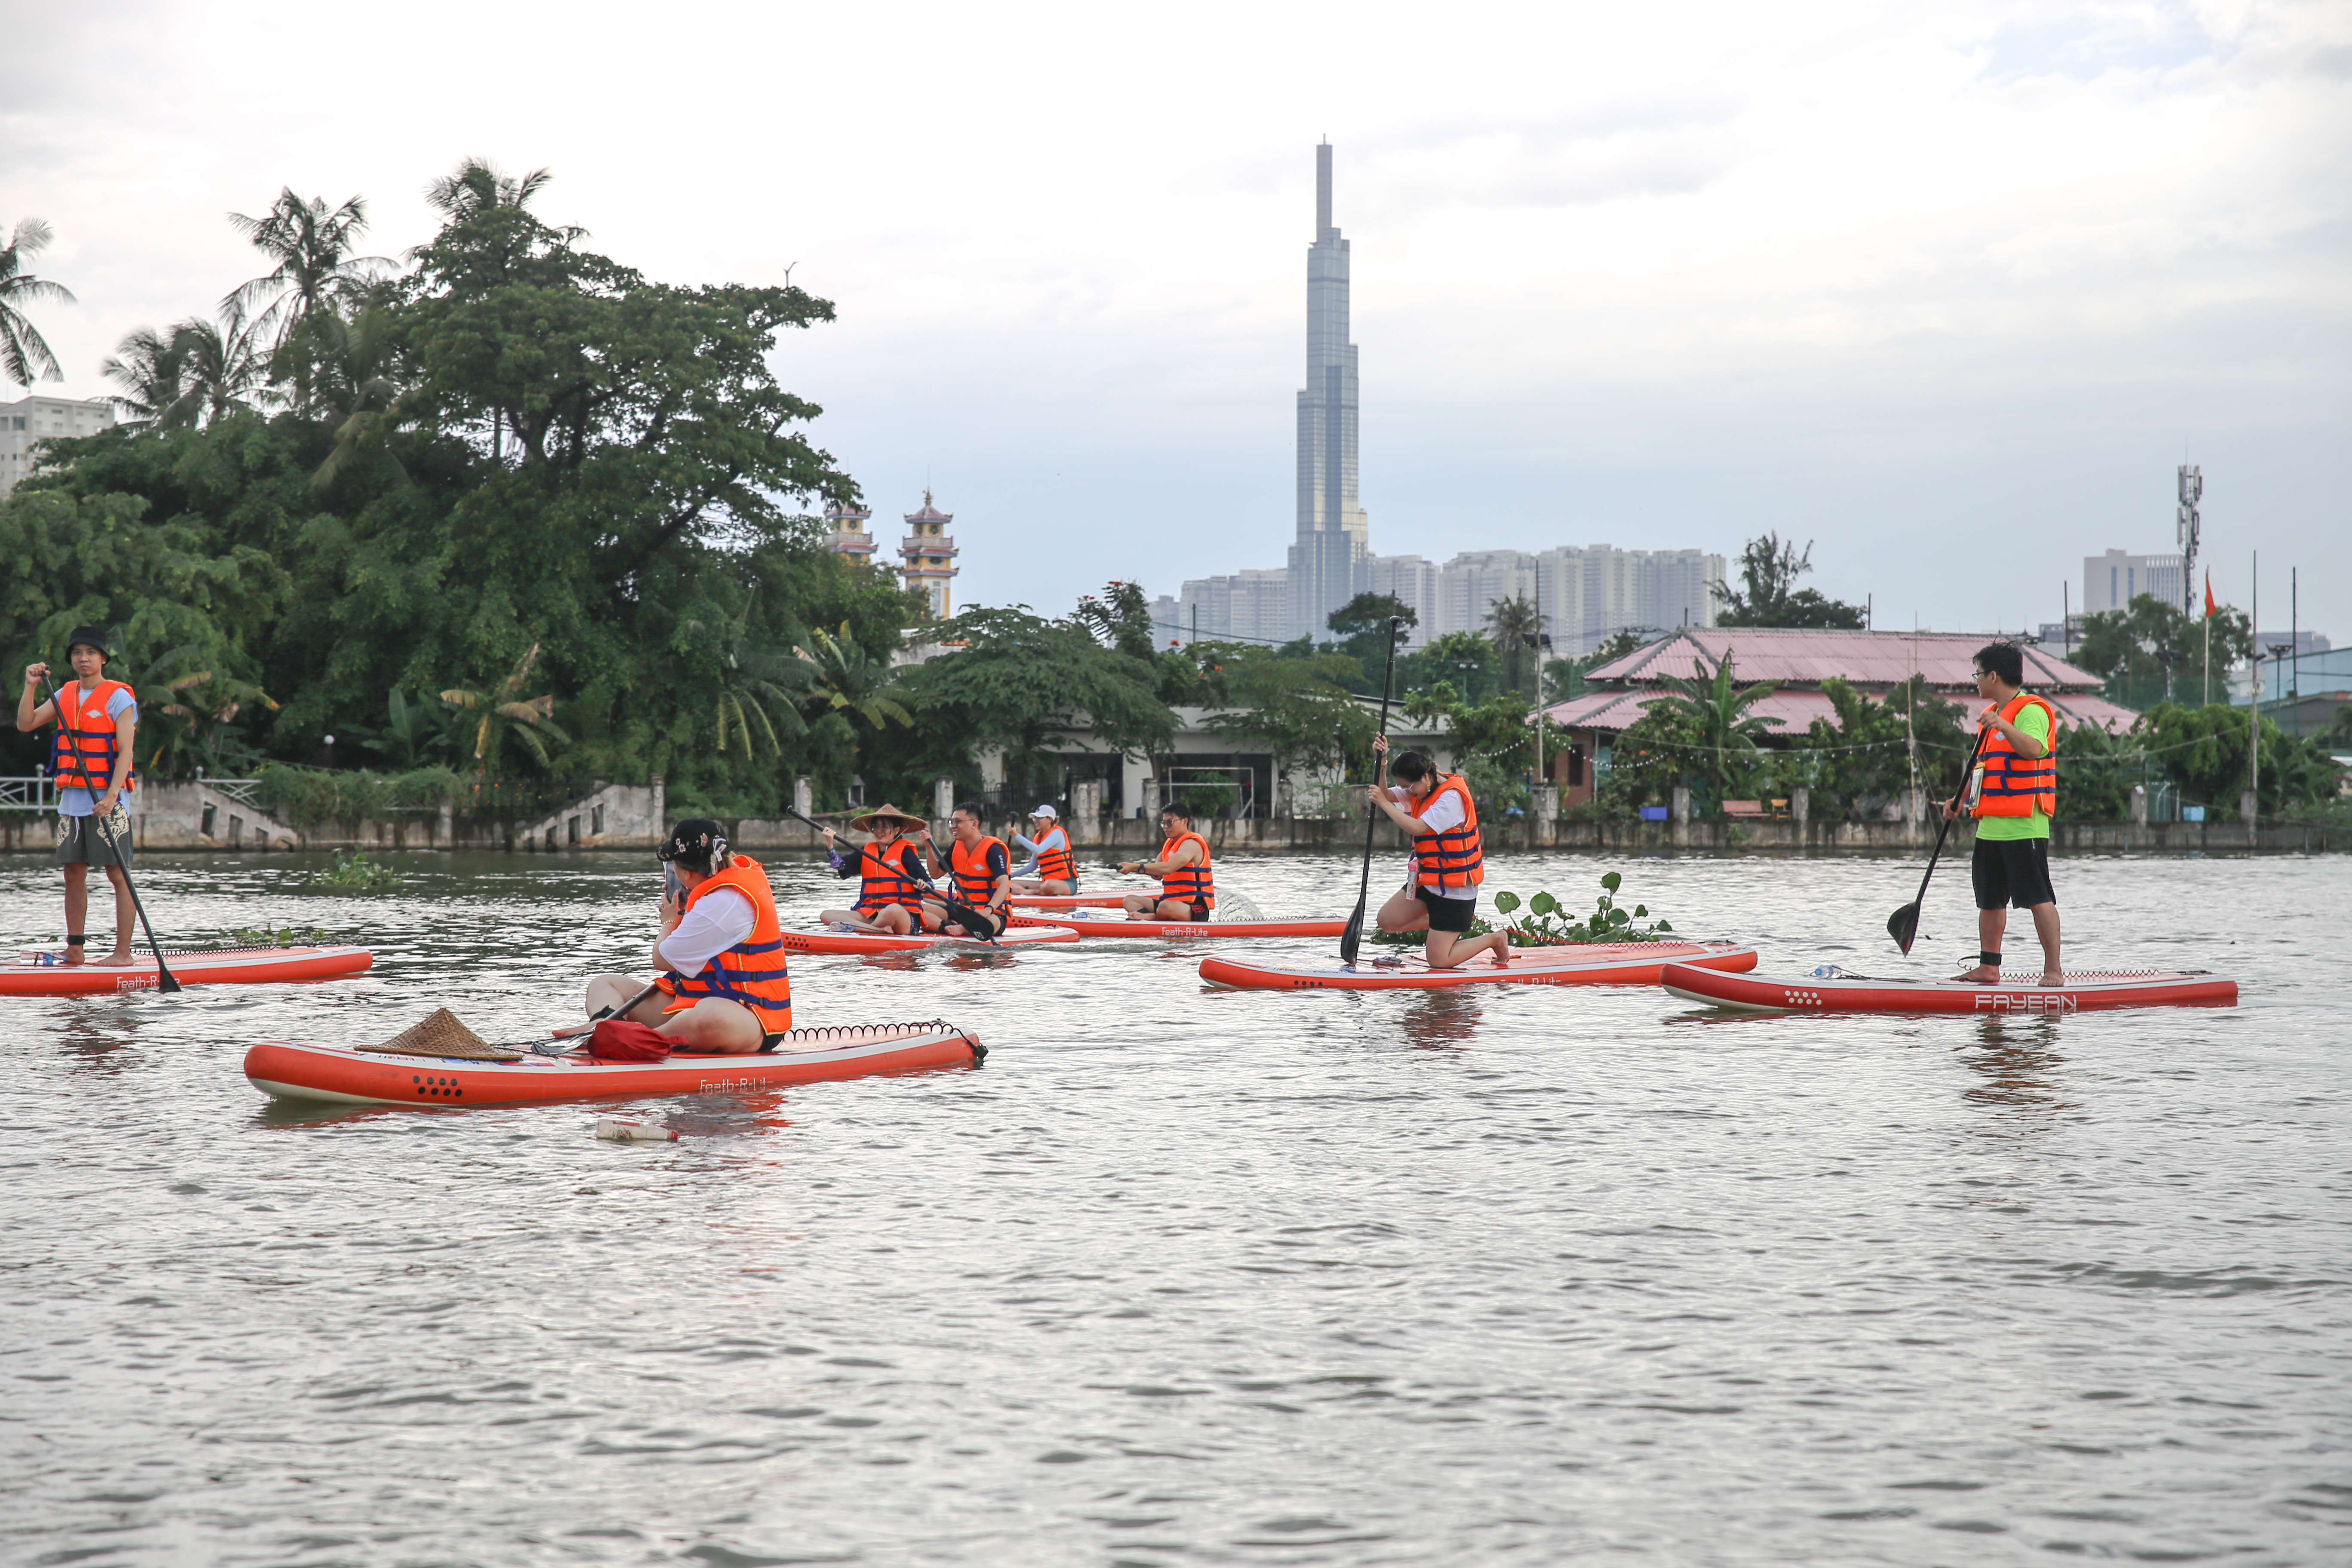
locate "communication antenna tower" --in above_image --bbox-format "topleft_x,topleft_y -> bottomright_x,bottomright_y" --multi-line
2176,464 -> 2203,617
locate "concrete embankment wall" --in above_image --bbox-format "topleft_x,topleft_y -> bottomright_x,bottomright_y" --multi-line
1,776 -> 2335,856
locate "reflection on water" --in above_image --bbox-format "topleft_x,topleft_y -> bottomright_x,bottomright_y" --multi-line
1395,990 -> 1484,1048
1,848 -> 2345,1567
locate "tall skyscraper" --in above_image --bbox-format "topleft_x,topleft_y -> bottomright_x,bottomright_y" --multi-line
1288,141 -> 1368,637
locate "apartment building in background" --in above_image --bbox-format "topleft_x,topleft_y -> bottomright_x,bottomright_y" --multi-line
0,395 -> 117,498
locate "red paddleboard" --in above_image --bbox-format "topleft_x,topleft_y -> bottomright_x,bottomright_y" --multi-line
1013,913 -> 1345,940
1200,941 -> 1759,992
781,925 -> 1080,955
244,1022 -> 983,1108
1660,963 -> 2238,1014
0,944 -> 373,996
1006,893 -> 1127,908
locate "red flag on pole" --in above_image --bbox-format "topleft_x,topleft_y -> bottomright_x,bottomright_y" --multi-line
2204,570 -> 2218,619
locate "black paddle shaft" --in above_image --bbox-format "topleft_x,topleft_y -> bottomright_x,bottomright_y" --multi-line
1338,619 -> 1404,969
1888,722 -> 1994,956
42,674 -> 180,994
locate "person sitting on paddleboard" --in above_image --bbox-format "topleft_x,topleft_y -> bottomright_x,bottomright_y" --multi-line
922,802 -> 1013,938
1946,641 -> 2063,986
15,626 -> 139,967
1007,803 -> 1078,896
575,820 -> 791,1054
1117,801 -> 1214,921
818,804 -> 936,935
1368,736 -> 1512,971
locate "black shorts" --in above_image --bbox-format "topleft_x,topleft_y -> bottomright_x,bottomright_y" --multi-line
1972,837 -> 2056,910
1415,885 -> 1477,933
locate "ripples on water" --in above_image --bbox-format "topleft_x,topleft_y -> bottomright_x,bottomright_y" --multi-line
2,850 -> 2345,1566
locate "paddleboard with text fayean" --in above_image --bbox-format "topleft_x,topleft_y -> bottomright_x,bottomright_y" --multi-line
1659,963 -> 2238,1014
1,944 -> 373,997
1013,913 -> 1347,940
1200,940 -> 1759,992
244,1022 -> 984,1108
1006,893 -> 1128,909
781,924 -> 1081,955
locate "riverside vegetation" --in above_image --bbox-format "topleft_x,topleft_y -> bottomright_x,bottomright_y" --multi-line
3,177 -> 2342,827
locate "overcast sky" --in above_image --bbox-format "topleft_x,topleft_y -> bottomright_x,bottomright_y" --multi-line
7,0 -> 2348,641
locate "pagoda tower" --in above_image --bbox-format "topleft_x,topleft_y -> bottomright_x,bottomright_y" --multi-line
820,500 -> 878,564
898,490 -> 959,619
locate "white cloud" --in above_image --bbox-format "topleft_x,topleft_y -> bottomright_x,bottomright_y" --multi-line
6,0 -> 2346,632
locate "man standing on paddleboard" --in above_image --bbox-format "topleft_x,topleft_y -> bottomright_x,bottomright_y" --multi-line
15,627 -> 138,967
1946,642 -> 2062,986
1367,737 -> 1511,971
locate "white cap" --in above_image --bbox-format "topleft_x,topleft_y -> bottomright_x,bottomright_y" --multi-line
1030,803 -> 1058,819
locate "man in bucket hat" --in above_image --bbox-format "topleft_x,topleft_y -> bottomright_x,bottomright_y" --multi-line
15,627 -> 139,965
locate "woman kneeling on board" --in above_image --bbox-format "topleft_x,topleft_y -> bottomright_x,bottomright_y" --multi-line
1369,736 -> 1511,971
576,821 -> 792,1054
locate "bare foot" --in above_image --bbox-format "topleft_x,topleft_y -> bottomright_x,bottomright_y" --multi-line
1491,946 -> 1512,967
61,950 -> 85,966
93,950 -> 136,966
2039,972 -> 2064,987
1952,964 -> 2000,983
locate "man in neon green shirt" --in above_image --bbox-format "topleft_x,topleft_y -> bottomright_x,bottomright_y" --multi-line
1945,642 -> 2061,985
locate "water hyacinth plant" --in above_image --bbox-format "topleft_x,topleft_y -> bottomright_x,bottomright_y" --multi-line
1492,872 -> 1674,946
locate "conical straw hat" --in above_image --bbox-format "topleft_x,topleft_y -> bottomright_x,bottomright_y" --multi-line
361,1007 -> 526,1061
848,802 -> 929,833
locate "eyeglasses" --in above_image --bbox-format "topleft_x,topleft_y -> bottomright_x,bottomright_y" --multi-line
1972,668 -> 1994,679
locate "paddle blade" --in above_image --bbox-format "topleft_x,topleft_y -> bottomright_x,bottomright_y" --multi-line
1338,902 -> 1367,968
155,969 -> 183,995
1887,901 -> 1920,955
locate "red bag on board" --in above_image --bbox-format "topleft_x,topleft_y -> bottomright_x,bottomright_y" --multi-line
588,1019 -> 674,1063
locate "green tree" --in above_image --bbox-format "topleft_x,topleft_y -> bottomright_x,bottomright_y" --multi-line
1486,593 -> 1544,695
225,188 -> 388,407
440,642 -> 571,775
1408,628 -> 1499,705
0,217 -> 73,389
1792,674 -> 1967,809
1326,591 -> 1416,683
896,605 -> 1174,787
167,311 -> 273,427
1196,641 -> 1376,778
2074,594 -> 2252,709
102,326 -> 192,428
2140,701 -> 2343,818
1713,532 -> 1866,628
1642,657 -> 1786,808
1073,580 -> 1159,659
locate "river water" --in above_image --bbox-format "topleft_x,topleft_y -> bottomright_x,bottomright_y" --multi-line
2,848 -> 2345,1567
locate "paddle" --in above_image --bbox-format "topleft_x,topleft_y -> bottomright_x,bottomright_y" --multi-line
42,674 -> 180,994
1337,618 -> 1403,970
1886,722 -> 1992,956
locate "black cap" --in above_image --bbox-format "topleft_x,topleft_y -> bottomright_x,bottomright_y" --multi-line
64,626 -> 111,660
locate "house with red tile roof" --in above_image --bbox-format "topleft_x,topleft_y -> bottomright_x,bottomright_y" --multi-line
1540,626 -> 2139,811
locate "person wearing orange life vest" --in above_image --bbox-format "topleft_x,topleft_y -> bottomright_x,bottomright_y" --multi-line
1945,641 -> 2062,986
575,820 -> 791,1054
817,803 -> 936,934
1118,800 -> 1214,920
1007,803 -> 1078,896
14,626 -> 140,967
1366,736 -> 1513,971
921,801 -> 1012,938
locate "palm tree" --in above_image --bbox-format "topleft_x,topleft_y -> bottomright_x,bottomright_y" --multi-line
224,189 -> 389,407
798,623 -> 914,732
679,594 -> 812,761
440,643 -> 572,776
129,643 -> 278,779
425,157 -> 557,219
170,310 -> 273,426
1,217 -> 74,389
1486,593 -> 1544,694
102,326 -> 192,428
1643,656 -> 1784,803
308,299 -> 410,488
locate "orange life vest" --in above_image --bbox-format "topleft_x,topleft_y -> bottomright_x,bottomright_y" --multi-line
1410,775 -> 1485,891
658,855 -> 792,1032
1158,830 -> 1213,910
50,679 -> 138,794
1972,692 -> 2058,819
1031,822 -> 1075,883
948,835 -> 1009,907
854,839 -> 930,914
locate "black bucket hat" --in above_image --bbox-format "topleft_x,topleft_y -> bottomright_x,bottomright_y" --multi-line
64,625 -> 112,660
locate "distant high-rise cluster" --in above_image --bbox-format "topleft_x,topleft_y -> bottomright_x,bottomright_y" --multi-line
1150,144 -> 1722,655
